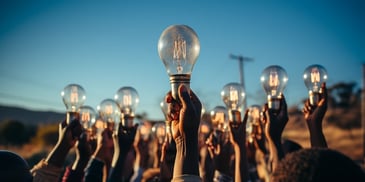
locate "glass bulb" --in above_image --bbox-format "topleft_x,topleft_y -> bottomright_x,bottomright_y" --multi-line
97,99 -> 121,133
79,105 -> 97,130
210,106 -> 229,132
221,82 -> 245,123
260,65 -> 288,110
60,83 -> 86,112
152,122 -> 166,144
114,86 -> 139,116
158,24 -> 200,99
138,123 -> 151,141
303,64 -> 328,106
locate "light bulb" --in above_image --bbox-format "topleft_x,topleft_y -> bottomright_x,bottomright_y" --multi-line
221,82 -> 245,123
246,105 -> 261,143
260,65 -> 288,111
114,86 -> 139,116
303,64 -> 328,106
210,106 -> 229,132
152,122 -> 166,144
158,24 -> 200,99
79,105 -> 97,130
114,86 -> 139,128
97,99 -> 121,133
61,83 -> 86,124
61,84 -> 86,112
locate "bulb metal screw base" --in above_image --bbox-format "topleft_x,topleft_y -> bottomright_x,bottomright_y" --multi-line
169,74 -> 191,100
268,96 -> 281,114
121,114 -> 134,128
229,110 -> 242,125
309,92 -> 320,106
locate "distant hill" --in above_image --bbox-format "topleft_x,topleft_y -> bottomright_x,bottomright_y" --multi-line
0,105 -> 65,125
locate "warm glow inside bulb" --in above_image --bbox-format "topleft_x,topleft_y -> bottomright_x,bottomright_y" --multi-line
114,86 -> 139,116
79,105 -> 97,130
97,99 -> 120,124
61,84 -> 86,112
303,64 -> 328,93
210,106 -> 229,131
221,82 -> 245,111
260,65 -> 288,98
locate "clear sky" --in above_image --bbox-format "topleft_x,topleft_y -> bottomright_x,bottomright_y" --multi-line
0,0 -> 364,121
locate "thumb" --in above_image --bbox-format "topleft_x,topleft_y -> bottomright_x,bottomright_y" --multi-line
178,85 -> 190,109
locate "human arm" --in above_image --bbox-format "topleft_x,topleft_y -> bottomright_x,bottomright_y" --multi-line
229,110 -> 249,182
168,85 -> 202,181
31,115 -> 82,182
302,82 -> 328,148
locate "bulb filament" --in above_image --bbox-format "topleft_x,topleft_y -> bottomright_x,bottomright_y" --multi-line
173,36 -> 186,73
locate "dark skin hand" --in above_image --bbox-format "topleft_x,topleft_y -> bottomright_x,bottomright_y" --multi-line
166,85 -> 202,178
302,82 -> 328,148
229,109 -> 249,182
206,130 -> 232,176
46,117 -> 82,168
72,131 -> 93,172
263,94 -> 288,172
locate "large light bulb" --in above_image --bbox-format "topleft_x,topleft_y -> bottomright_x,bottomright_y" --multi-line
158,24 -> 200,99
97,99 -> 121,133
61,83 -> 86,112
210,106 -> 229,132
260,65 -> 288,111
79,105 -> 97,130
303,64 -> 328,106
221,82 -> 245,123
114,86 -> 139,128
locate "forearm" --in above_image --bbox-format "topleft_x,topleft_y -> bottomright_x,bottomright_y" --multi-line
108,149 -> 130,181
173,135 -> 200,177
267,137 -> 283,173
308,125 -> 327,148
46,143 -> 71,168
233,141 -> 248,182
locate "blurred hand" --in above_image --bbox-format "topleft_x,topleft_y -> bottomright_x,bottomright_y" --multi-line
206,130 -> 232,174
166,85 -> 202,141
264,94 -> 288,141
302,82 -> 328,128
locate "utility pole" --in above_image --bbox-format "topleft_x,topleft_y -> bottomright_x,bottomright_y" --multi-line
229,54 -> 253,110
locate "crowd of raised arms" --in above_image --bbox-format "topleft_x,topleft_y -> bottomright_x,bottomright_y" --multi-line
1,83 -> 365,182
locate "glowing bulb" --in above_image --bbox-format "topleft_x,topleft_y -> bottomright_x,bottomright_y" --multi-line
114,86 -> 139,116
158,24 -> 200,99
221,82 -> 245,123
303,64 -> 328,106
79,105 -> 97,130
97,99 -> 120,133
260,65 -> 288,111
246,105 -> 261,142
152,122 -> 166,144
210,106 -> 229,132
114,86 -> 139,128
61,83 -> 86,112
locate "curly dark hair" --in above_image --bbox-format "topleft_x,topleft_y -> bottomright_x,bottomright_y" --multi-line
271,148 -> 365,182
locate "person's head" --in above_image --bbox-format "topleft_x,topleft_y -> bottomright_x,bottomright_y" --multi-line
271,148 -> 365,182
0,150 -> 33,182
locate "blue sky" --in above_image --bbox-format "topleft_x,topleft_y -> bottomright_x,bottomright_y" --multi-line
0,0 -> 364,120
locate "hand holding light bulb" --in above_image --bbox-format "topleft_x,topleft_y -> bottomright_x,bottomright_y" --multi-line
158,24 -> 200,100
114,86 -> 139,128
260,65 -> 288,113
220,82 -> 245,124
303,64 -> 328,106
